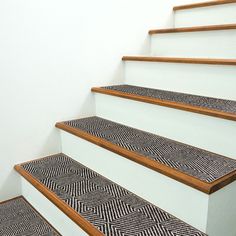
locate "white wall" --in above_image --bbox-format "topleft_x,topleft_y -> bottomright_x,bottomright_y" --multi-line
0,0 -> 199,201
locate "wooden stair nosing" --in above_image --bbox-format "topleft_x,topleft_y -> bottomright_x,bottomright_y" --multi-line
122,56 -> 236,66
174,0 -> 236,11
14,163 -> 103,236
92,87 -> 236,122
149,24 -> 236,34
55,122 -> 236,194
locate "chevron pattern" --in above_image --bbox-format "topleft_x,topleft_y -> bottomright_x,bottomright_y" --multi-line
63,116 -> 236,183
102,84 -> 236,114
20,153 -> 206,236
0,197 -> 60,236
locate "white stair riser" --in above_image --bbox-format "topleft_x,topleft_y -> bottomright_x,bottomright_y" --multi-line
174,3 -> 236,27
124,61 -> 236,100
151,29 -> 236,58
60,130 -> 236,236
60,130 -> 209,232
207,183 -> 236,236
95,93 -> 236,158
21,178 -> 87,236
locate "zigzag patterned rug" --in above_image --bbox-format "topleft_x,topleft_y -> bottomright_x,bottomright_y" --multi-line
20,153 -> 206,236
0,197 -> 60,236
63,116 -> 236,183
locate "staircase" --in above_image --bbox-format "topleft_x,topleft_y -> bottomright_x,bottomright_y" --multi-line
3,0 -> 236,235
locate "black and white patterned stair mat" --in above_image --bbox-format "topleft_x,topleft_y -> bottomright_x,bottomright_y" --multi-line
21,153 -> 206,236
102,84 -> 236,114
64,116 -> 236,183
0,197 -> 60,236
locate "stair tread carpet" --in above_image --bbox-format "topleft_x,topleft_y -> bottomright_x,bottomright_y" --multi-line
92,84 -> 236,121
0,196 -> 61,236
16,153 -> 206,236
56,116 -> 236,194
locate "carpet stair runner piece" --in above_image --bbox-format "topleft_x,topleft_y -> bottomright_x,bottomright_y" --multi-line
15,153 -> 206,236
0,196 -> 61,236
92,84 -> 236,121
56,116 -> 236,194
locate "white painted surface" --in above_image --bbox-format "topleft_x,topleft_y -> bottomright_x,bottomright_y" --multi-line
95,93 -> 236,158
151,29 -> 236,58
174,3 -> 236,27
21,177 -> 87,236
124,61 -> 236,100
60,130 -> 209,232
207,181 -> 236,236
0,0 -> 200,200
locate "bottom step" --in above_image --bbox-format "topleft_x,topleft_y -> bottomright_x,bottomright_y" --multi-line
15,153 -> 206,236
0,196 -> 61,236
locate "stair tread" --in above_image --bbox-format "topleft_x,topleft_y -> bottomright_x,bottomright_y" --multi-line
56,117 -> 236,194
0,196 -> 61,236
15,153 -> 206,236
174,0 -> 236,11
149,23 -> 236,34
122,56 -> 236,65
92,84 -> 236,121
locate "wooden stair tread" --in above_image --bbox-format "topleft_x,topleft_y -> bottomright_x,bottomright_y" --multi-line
15,153 -> 206,236
92,85 -> 236,121
174,0 -> 236,11
122,56 -> 236,65
149,24 -> 236,34
56,117 -> 236,194
0,196 -> 61,236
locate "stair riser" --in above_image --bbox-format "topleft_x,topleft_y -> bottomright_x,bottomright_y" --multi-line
151,29 -> 236,58
21,178 -> 87,236
95,93 -> 236,158
174,3 -> 236,27
60,129 -> 209,232
207,183 -> 236,236
124,61 -> 236,100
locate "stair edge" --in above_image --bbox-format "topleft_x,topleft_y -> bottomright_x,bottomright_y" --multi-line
14,163 -> 103,236
92,87 -> 236,122
122,56 -> 236,65
174,0 -> 236,11
149,24 -> 236,34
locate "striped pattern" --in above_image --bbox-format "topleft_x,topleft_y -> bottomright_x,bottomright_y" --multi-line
101,84 -> 236,115
63,116 -> 236,183
20,153 -> 206,236
0,197 -> 60,236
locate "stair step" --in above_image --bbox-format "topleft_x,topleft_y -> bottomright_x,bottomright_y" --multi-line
0,196 -> 61,236
173,1 -> 236,28
123,56 -> 236,101
174,0 -> 236,11
15,153 -> 206,236
122,56 -> 236,65
149,24 -> 236,58
56,117 -> 236,194
92,85 -> 236,121
149,23 -> 236,34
